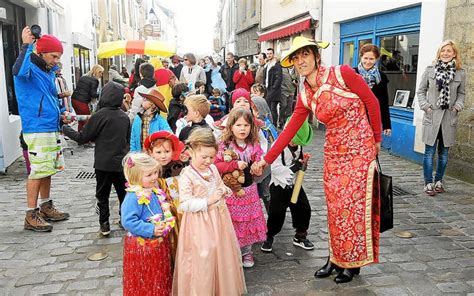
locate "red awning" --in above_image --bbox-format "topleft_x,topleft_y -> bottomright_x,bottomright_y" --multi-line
258,17 -> 312,42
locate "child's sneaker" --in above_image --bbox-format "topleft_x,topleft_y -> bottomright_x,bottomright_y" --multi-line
242,252 -> 255,268
293,237 -> 314,250
100,221 -> 111,236
434,180 -> 445,193
261,237 -> 274,252
424,183 -> 436,196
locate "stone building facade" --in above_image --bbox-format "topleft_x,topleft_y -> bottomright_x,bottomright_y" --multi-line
444,0 -> 474,183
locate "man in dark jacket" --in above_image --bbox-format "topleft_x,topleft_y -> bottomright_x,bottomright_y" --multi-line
63,82 -> 130,236
13,26 -> 70,232
262,48 -> 283,127
170,55 -> 183,80
220,52 -> 239,92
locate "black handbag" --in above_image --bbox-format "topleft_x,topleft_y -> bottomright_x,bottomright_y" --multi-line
377,157 -> 393,233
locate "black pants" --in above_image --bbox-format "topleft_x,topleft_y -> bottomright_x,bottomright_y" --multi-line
267,184 -> 311,238
268,101 -> 280,127
95,169 -> 127,225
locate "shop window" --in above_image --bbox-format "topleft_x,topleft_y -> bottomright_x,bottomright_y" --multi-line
379,33 -> 420,107
72,46 -> 91,87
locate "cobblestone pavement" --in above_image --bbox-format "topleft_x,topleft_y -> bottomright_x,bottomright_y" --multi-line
0,130 -> 473,295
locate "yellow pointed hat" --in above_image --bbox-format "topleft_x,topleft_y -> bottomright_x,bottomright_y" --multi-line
280,36 -> 330,68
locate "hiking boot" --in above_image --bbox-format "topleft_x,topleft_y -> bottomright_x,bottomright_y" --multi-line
293,237 -> 315,250
424,183 -> 436,196
24,209 -> 53,232
261,237 -> 274,252
242,252 -> 255,268
434,180 -> 445,193
100,221 -> 111,236
40,200 -> 70,221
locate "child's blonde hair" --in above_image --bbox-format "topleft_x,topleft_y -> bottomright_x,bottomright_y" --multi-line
187,128 -> 218,151
184,95 -> 211,118
123,153 -> 160,186
221,108 -> 259,145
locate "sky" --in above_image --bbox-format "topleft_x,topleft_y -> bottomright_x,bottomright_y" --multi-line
159,0 -> 220,55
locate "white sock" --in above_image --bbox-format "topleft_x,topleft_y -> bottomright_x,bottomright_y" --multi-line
26,207 -> 37,212
40,198 -> 50,205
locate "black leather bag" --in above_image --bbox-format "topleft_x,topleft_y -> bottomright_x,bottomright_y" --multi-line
377,157 -> 393,233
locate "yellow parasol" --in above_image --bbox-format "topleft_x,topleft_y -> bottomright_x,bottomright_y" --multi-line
97,40 -> 176,58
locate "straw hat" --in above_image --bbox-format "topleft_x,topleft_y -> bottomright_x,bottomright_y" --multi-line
280,36 -> 330,68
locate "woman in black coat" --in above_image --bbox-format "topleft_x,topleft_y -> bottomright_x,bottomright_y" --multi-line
354,44 -> 392,135
71,65 -> 103,131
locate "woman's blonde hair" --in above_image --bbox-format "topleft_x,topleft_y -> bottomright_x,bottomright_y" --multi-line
87,65 -> 104,78
238,58 -> 248,65
221,108 -> 259,145
184,95 -> 211,118
435,40 -> 462,69
123,153 -> 160,186
186,128 -> 218,151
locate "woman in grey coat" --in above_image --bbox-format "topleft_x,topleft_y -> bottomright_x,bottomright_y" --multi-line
417,40 -> 466,196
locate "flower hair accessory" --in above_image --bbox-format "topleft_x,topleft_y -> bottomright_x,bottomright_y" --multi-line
127,157 -> 134,168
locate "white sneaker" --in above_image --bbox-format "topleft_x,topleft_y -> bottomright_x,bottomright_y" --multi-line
242,252 -> 255,268
424,183 -> 436,196
434,180 -> 445,193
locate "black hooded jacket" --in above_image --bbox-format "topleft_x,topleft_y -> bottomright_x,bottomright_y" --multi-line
63,82 -> 130,172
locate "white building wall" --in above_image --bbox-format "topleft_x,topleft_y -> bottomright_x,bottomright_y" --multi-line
320,0 -> 447,153
0,0 -> 96,172
261,0 -> 317,29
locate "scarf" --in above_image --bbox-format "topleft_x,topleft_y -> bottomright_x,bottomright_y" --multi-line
357,62 -> 381,89
139,77 -> 157,88
435,59 -> 456,110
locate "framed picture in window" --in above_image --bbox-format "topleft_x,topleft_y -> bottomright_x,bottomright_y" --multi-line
393,90 -> 410,107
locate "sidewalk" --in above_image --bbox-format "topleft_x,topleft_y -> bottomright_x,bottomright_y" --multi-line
0,129 -> 473,295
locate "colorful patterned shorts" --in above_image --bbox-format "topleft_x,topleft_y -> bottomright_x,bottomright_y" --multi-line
23,132 -> 65,179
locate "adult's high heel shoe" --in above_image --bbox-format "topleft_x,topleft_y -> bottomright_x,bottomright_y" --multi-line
334,267 -> 360,284
314,257 -> 341,278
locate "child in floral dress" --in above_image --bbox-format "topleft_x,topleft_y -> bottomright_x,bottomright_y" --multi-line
121,153 -> 176,296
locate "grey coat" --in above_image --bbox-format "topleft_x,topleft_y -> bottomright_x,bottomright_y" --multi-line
417,65 -> 466,147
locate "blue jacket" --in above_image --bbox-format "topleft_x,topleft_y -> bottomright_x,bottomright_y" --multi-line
121,191 -> 163,238
13,44 -> 62,133
130,112 -> 172,152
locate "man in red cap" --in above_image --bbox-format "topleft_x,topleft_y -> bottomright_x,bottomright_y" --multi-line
13,26 -> 71,232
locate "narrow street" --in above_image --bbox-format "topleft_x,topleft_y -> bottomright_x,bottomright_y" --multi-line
1,129 -> 473,295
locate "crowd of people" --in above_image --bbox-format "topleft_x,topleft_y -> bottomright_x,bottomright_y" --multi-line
13,23 -> 466,294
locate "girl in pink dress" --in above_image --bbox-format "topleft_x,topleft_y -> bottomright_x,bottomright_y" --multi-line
173,128 -> 246,295
215,108 -> 267,268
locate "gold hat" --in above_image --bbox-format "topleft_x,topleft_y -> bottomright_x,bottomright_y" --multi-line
280,36 -> 330,68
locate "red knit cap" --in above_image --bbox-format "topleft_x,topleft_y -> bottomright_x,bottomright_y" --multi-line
36,35 -> 63,54
231,88 -> 251,105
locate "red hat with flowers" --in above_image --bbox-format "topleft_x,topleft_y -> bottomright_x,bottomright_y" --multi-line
144,131 -> 185,161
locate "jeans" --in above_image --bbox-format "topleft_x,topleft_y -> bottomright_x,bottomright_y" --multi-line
268,101 -> 280,127
423,130 -> 449,185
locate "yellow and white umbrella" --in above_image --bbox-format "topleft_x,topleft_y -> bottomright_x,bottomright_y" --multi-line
97,40 -> 176,58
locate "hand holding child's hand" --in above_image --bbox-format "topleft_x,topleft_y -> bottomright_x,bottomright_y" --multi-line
237,161 -> 248,170
250,162 -> 263,176
153,223 -> 166,237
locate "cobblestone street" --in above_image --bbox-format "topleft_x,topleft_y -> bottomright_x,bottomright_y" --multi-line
0,130 -> 473,295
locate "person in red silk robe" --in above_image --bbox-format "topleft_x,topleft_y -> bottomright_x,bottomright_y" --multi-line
255,37 -> 382,284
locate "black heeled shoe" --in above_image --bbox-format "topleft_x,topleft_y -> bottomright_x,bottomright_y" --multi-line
314,257 -> 341,278
334,267 -> 360,284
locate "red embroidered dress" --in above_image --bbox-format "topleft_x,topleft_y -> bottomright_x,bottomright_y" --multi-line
264,65 -> 382,268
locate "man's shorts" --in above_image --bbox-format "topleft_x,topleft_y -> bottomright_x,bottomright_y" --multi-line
23,132 -> 65,179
